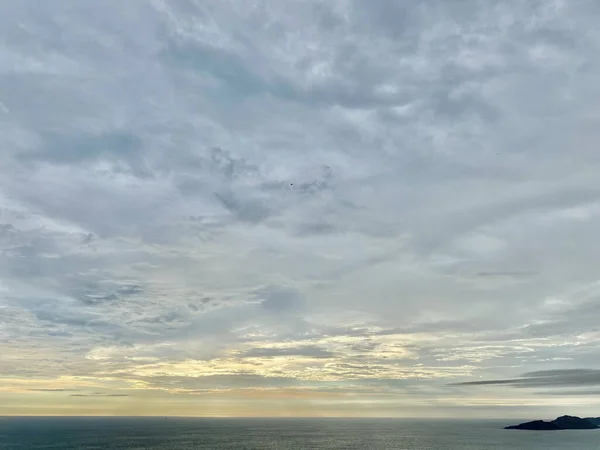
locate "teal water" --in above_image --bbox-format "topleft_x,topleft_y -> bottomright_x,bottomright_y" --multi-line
1,417 -> 600,449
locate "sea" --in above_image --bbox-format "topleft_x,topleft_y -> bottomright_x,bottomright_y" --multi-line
1,417 -> 600,450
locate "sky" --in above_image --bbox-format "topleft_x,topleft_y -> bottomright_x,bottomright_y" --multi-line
1,0 -> 600,419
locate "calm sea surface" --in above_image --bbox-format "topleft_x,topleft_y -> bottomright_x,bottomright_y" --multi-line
1,417 -> 600,450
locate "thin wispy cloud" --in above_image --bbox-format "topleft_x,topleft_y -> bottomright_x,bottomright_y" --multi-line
451,370 -> 600,388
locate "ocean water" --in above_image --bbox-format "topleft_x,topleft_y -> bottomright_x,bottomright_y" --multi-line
1,417 -> 600,450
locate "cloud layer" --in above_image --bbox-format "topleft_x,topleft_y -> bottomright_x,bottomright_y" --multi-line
2,0 -> 600,417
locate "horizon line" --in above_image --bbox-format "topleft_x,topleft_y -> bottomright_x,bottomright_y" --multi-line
0,415 -> 525,420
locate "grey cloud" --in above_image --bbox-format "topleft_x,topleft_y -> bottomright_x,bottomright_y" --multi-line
541,390 -> 600,396
475,271 -> 536,279
19,130 -> 143,167
135,375 -> 301,391
485,296 -> 600,343
158,3 -> 419,111
451,369 -> 600,389
70,393 -> 130,397
352,0 -> 416,38
71,280 -> 144,306
256,286 -> 306,314
27,388 -> 79,392
241,346 -> 335,359
214,191 -> 272,224
208,147 -> 259,181
162,39 -> 292,101
294,222 -> 338,237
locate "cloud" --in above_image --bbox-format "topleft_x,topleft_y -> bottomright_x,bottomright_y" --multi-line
27,389 -> 79,392
2,0 -> 600,416
70,393 -> 130,397
542,390 -> 600,396
240,346 -> 335,359
256,285 -> 306,314
451,369 -> 600,389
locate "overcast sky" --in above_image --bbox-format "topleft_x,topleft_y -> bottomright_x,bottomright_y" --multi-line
1,0 -> 600,418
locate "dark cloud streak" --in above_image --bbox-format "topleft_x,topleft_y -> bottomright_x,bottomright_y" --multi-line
451,369 -> 600,389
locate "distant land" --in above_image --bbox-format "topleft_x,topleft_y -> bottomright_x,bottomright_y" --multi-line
505,415 -> 600,430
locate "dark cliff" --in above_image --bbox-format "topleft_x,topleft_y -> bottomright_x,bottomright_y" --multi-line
505,415 -> 599,430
